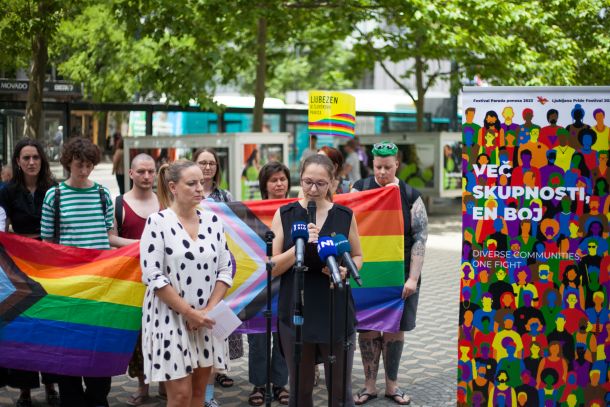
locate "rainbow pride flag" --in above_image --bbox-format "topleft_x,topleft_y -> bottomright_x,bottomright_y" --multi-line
200,186 -> 406,333
0,187 -> 404,376
308,113 -> 356,139
0,235 -> 143,377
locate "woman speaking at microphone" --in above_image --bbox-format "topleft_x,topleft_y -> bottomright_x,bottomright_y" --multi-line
269,154 -> 363,407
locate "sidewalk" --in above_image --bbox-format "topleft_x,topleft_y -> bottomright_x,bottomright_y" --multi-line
1,166 -> 461,406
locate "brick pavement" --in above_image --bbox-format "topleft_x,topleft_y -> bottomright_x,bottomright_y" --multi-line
0,202 -> 461,407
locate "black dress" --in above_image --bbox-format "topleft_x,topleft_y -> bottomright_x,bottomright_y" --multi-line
278,201 -> 356,343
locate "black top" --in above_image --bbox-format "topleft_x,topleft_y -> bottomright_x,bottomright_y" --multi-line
353,176 -> 421,278
0,182 -> 55,235
278,201 -> 356,343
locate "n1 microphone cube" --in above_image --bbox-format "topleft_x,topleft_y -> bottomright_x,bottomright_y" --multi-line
317,236 -> 343,289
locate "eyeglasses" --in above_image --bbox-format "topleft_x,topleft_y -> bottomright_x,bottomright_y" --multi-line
198,161 -> 217,168
588,244 -> 597,248
301,179 -> 329,190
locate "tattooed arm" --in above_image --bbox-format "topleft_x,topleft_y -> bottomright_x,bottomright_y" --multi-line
402,196 -> 428,299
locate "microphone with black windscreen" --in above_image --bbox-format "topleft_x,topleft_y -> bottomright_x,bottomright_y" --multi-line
290,222 -> 308,268
332,234 -> 363,287
317,236 -> 343,289
307,200 -> 316,225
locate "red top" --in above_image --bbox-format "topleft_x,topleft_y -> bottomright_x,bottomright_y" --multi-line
120,198 -> 147,240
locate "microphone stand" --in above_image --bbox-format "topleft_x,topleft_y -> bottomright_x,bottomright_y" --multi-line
327,276 -> 337,407
292,259 -> 307,404
340,274 -> 353,407
264,231 -> 275,407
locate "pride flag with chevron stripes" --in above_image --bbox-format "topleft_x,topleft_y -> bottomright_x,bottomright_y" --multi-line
0,187 -> 404,376
0,235 -> 143,376
201,186 -> 406,334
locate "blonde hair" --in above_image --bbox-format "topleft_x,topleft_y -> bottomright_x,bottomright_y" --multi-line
157,159 -> 198,209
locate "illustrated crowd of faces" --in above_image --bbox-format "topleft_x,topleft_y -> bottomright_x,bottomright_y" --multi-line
459,104 -> 610,406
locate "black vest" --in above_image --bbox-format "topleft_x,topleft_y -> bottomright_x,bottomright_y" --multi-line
278,201 -> 356,343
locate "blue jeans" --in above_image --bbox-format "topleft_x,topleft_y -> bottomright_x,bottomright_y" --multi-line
247,333 -> 288,387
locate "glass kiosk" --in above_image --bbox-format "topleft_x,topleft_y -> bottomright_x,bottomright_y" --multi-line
350,131 -> 462,200
123,132 -> 290,201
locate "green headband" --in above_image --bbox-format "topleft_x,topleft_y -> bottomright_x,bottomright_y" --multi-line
372,141 -> 398,157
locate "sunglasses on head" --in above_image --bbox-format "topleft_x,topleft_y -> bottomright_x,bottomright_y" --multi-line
373,142 -> 397,150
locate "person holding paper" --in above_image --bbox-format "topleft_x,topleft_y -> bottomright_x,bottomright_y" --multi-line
269,154 -> 363,407
139,160 -> 233,407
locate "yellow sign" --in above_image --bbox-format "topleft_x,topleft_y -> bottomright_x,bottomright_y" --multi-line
308,90 -> 356,138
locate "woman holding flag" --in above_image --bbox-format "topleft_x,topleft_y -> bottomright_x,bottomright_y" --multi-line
269,154 -> 363,407
0,138 -> 59,406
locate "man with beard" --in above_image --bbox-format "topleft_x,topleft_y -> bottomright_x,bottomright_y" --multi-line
539,109 -> 564,149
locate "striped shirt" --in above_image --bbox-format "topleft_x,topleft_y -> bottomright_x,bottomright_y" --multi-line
41,182 -> 114,249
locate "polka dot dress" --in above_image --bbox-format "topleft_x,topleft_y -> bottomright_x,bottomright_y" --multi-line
140,208 -> 233,383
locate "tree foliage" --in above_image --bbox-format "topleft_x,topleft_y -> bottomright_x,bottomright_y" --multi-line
2,0 -> 609,138
0,0 -> 80,139
111,0 -> 365,126
452,0 -> 610,86
350,0 -> 610,130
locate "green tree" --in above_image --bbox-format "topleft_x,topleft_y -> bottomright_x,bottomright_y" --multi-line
352,0 -> 610,131
452,0 -> 610,86
56,1 -> 365,131
350,0 -> 458,131
54,1 -> 226,109
0,0 -> 76,140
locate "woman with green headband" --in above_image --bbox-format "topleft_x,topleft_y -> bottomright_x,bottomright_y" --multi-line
351,141 -> 428,406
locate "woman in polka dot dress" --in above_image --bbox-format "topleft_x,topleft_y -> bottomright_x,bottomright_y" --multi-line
139,160 -> 233,407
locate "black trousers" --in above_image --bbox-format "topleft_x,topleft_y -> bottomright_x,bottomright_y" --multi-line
5,369 -> 58,389
279,323 -> 355,407
57,375 -> 111,407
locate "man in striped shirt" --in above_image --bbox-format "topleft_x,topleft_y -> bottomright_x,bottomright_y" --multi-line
41,137 -> 114,407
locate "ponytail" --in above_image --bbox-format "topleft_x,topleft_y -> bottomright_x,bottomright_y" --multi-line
156,159 -> 198,209
157,164 -> 172,210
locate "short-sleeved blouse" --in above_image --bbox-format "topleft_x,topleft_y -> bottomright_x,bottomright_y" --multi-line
140,208 -> 233,383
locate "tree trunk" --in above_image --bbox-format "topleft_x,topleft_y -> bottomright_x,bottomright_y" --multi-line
414,55 -> 425,132
252,17 -> 267,132
24,3 -> 49,140
449,61 -> 459,131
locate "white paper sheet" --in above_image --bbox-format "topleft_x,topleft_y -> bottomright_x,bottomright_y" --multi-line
206,300 -> 242,341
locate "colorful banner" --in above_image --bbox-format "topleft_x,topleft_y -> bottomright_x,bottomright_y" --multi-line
459,87 -> 610,406
0,188 -> 404,376
308,90 -> 356,138
202,186 -> 406,333
0,235 -> 143,377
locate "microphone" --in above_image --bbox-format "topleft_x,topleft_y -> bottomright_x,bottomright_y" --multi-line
264,230 -> 275,258
307,200 -> 316,225
290,222 -> 308,267
317,236 -> 343,289
333,234 -> 362,287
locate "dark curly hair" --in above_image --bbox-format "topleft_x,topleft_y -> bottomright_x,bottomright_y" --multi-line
11,138 -> 55,190
60,137 -> 101,172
